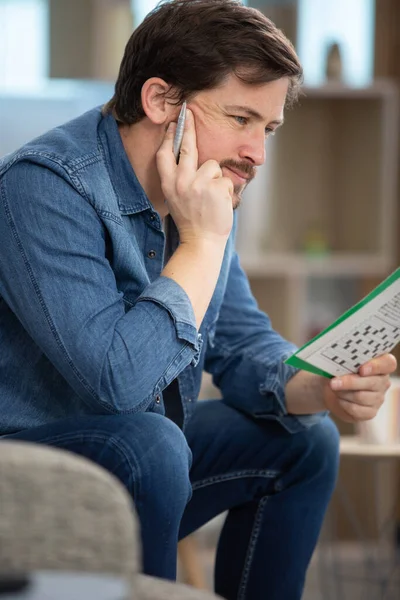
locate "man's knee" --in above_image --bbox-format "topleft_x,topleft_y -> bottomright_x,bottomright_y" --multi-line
97,412 -> 193,513
294,416 -> 340,493
133,413 -> 192,502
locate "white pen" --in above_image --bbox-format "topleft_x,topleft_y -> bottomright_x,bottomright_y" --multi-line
173,101 -> 187,163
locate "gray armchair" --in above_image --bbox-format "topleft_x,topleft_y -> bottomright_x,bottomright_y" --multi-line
0,440 -> 221,600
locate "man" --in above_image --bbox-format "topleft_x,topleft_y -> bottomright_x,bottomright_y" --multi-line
0,1 -> 395,598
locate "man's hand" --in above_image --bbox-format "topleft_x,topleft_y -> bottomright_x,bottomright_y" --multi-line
322,353 -> 397,422
157,108 -> 234,245
157,107 -> 234,330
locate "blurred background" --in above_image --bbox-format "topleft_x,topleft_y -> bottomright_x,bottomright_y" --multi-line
1,1 -> 400,598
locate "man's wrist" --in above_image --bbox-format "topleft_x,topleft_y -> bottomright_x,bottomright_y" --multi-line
285,370 -> 327,415
179,235 -> 228,254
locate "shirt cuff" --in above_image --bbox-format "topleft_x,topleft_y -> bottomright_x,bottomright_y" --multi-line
136,275 -> 203,365
260,351 -> 329,433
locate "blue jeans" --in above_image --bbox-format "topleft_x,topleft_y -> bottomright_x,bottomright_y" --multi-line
3,401 -> 340,600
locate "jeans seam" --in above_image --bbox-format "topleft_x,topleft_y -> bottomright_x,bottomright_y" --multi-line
31,431 -> 141,494
191,469 -> 279,491
237,495 -> 268,600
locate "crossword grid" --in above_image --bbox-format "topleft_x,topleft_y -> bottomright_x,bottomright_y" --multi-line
321,291 -> 400,373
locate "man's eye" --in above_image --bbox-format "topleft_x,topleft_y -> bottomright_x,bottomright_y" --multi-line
233,116 -> 248,125
265,127 -> 276,137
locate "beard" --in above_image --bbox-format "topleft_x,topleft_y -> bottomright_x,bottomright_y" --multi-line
219,159 -> 256,210
232,184 -> 245,209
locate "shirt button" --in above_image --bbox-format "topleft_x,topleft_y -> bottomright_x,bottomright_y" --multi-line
150,213 -> 156,221
187,398 -> 192,403
155,395 -> 161,404
148,250 -> 156,259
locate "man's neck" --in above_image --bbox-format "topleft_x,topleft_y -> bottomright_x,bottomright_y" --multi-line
118,120 -> 169,218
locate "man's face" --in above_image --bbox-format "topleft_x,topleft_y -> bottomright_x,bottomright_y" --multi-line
187,74 -> 289,209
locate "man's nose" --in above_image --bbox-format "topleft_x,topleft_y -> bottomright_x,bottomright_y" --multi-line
239,133 -> 266,166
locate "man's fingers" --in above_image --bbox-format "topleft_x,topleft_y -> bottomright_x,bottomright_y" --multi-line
156,121 -> 177,186
177,108 -> 198,172
359,353 -> 397,377
335,390 -> 383,408
330,351 -> 397,391
330,375 -> 390,397
197,159 -> 223,181
338,398 -> 379,421
215,176 -> 234,198
330,373 -> 391,393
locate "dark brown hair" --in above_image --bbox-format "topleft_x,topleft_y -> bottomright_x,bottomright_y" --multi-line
104,0 -> 303,124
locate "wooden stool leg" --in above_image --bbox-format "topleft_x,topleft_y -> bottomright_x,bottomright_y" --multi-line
178,534 -> 208,590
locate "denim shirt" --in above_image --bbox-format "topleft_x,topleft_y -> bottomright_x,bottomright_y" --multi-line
0,107 -> 325,435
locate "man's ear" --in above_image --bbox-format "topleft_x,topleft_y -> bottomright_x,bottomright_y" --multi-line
141,77 -> 179,125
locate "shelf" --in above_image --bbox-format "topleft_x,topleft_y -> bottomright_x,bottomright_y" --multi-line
301,79 -> 397,100
340,435 -> 400,458
240,253 -> 393,278
237,81 -> 398,261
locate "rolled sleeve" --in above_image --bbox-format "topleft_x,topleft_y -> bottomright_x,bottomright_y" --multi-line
259,352 -> 329,433
137,276 -> 201,353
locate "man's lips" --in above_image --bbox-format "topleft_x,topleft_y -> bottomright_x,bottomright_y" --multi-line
223,166 -> 252,184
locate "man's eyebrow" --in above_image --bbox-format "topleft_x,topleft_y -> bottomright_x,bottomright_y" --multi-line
224,104 -> 284,126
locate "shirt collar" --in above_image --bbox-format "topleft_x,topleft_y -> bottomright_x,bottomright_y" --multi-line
98,110 -> 152,215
